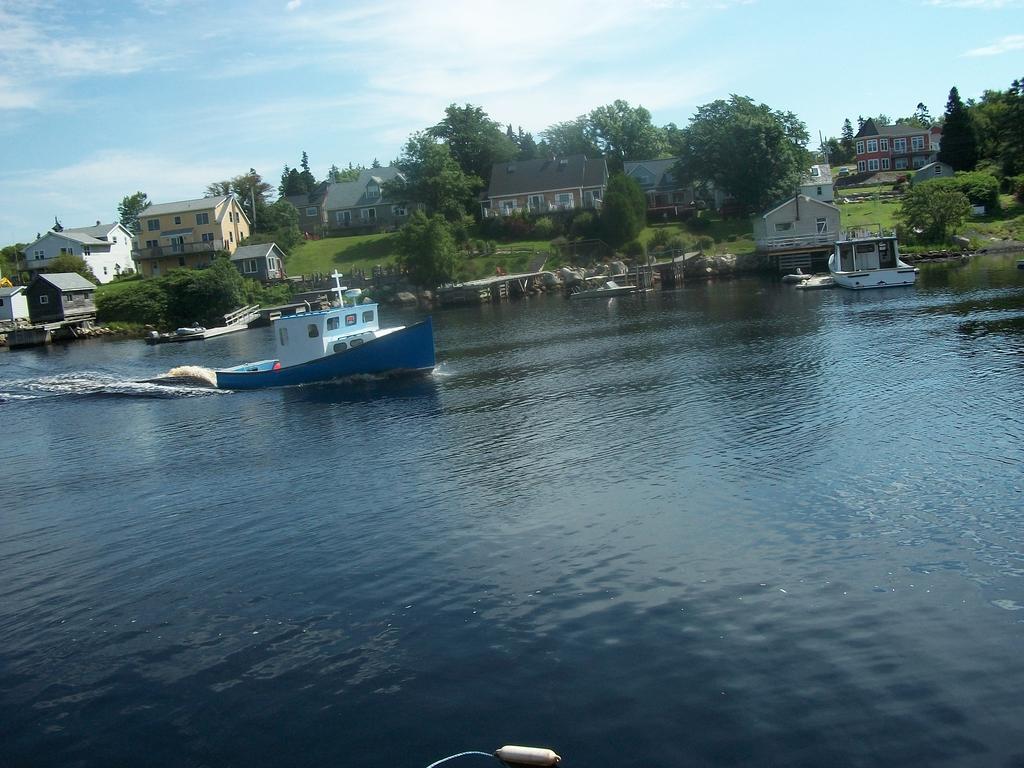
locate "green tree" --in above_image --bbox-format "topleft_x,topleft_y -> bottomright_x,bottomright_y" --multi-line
898,180 -> 970,243
588,99 -> 668,171
939,87 -> 978,171
245,198 -> 302,252
1,243 -> 25,279
601,173 -> 647,248
674,95 -> 810,213
96,278 -> 168,325
209,169 -> 274,227
389,132 -> 480,221
428,103 -> 518,182
163,256 -> 246,327
396,211 -> 460,289
47,253 -> 99,283
118,191 -> 149,237
951,171 -> 1000,211
540,117 -> 601,158
840,119 -> 855,161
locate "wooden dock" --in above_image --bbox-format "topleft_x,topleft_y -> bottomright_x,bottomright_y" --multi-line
436,271 -> 554,306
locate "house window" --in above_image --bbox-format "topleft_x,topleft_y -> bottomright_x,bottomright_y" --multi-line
147,219 -> 160,231
39,294 -> 49,304
113,236 -> 118,243
856,140 -> 864,154
867,159 -> 880,171
365,184 -> 380,200
34,249 -> 44,259
880,138 -> 889,151
60,247 -> 72,255
244,259 -> 258,273
816,217 -> 828,234
913,156 -> 927,169
866,139 -> 878,153
369,208 -> 377,220
911,136 -> 925,151
392,205 -> 407,216
857,160 -> 867,172
895,158 -> 908,170
64,293 -> 74,302
229,232 -> 233,242
881,158 -> 890,170
358,208 -> 377,221
174,216 -> 181,225
500,200 -> 517,214
103,266 -> 108,275
816,186 -> 823,196
774,222 -> 793,232
0,298 -> 4,306
306,207 -> 317,216
83,246 -> 91,255
337,210 -> 351,225
894,138 -> 907,153
935,165 -> 943,175
146,239 -> 158,248
178,257 -> 186,266
196,213 -> 209,225
555,192 -> 573,209
202,233 -> 215,243
528,194 -> 544,211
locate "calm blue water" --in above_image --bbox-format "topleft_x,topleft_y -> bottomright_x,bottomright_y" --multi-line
2,255 -> 1024,768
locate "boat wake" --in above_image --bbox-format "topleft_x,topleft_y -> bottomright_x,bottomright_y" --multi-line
0,370 -> 224,402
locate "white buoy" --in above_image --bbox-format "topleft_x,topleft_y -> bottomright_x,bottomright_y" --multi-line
494,745 -> 561,766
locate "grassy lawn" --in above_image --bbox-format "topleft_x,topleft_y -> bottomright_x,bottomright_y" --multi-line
964,194 -> 1024,243
835,184 -> 896,196
285,233 -> 401,277
836,197 -> 900,232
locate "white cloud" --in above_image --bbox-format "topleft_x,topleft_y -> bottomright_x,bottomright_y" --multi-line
286,0 -> 301,9
962,33 -> 1024,55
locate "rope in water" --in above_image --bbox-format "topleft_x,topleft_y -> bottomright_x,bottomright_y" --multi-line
424,750 -> 494,768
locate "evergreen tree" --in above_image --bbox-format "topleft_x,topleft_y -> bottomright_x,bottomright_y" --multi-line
840,119 -> 855,159
939,86 -> 978,171
601,173 -> 646,247
118,191 -> 149,236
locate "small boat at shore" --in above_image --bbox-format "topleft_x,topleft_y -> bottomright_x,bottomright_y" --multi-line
794,274 -> 835,290
568,279 -> 636,299
829,229 -> 918,290
214,271 -> 435,390
145,324 -> 206,344
781,268 -> 809,284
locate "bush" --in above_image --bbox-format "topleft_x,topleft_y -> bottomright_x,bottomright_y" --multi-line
648,228 -> 673,249
624,240 -> 645,259
533,216 -> 556,240
697,236 -> 714,251
570,212 -> 597,239
953,171 -> 1000,212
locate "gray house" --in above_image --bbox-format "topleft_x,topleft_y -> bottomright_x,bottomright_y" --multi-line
324,167 -> 418,233
480,155 -> 608,217
624,159 -> 695,214
284,181 -> 330,237
26,272 -> 97,324
911,161 -> 955,186
230,243 -> 287,281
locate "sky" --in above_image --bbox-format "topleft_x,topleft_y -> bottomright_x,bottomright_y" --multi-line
1,0 -> 1022,245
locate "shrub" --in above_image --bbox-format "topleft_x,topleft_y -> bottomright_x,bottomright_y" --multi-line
953,171 -> 1000,212
697,236 -> 714,251
624,240 -> 645,259
533,216 -> 556,240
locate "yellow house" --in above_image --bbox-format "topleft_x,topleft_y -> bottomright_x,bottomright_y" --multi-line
131,194 -> 251,277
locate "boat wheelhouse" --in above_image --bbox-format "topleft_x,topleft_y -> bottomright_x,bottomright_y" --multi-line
828,228 -> 918,290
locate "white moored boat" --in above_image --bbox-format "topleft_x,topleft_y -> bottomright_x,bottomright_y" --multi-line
829,229 -> 918,290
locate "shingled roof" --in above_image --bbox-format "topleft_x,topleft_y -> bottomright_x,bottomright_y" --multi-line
485,155 -> 608,198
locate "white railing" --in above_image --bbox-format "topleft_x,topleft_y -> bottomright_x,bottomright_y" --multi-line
755,232 -> 836,251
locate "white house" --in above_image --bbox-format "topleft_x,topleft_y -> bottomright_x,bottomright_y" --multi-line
799,164 -> 834,203
0,286 -> 30,323
24,222 -> 135,283
753,195 -> 841,252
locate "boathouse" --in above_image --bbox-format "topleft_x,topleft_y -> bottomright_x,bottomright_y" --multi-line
26,273 -> 97,325
752,195 -> 840,273
0,285 -> 30,323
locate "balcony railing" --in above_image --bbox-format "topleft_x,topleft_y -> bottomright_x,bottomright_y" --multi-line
485,198 -> 601,218
755,232 -> 836,251
132,240 -> 225,260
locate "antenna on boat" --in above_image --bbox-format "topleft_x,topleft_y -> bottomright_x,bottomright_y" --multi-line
330,270 -> 348,307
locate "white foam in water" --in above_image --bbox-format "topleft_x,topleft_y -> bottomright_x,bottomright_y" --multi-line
162,365 -> 219,387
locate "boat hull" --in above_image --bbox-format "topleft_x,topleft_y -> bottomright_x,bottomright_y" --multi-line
830,267 -> 917,290
215,317 -> 435,390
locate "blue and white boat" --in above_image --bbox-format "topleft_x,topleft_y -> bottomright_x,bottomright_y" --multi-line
214,271 -> 435,390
